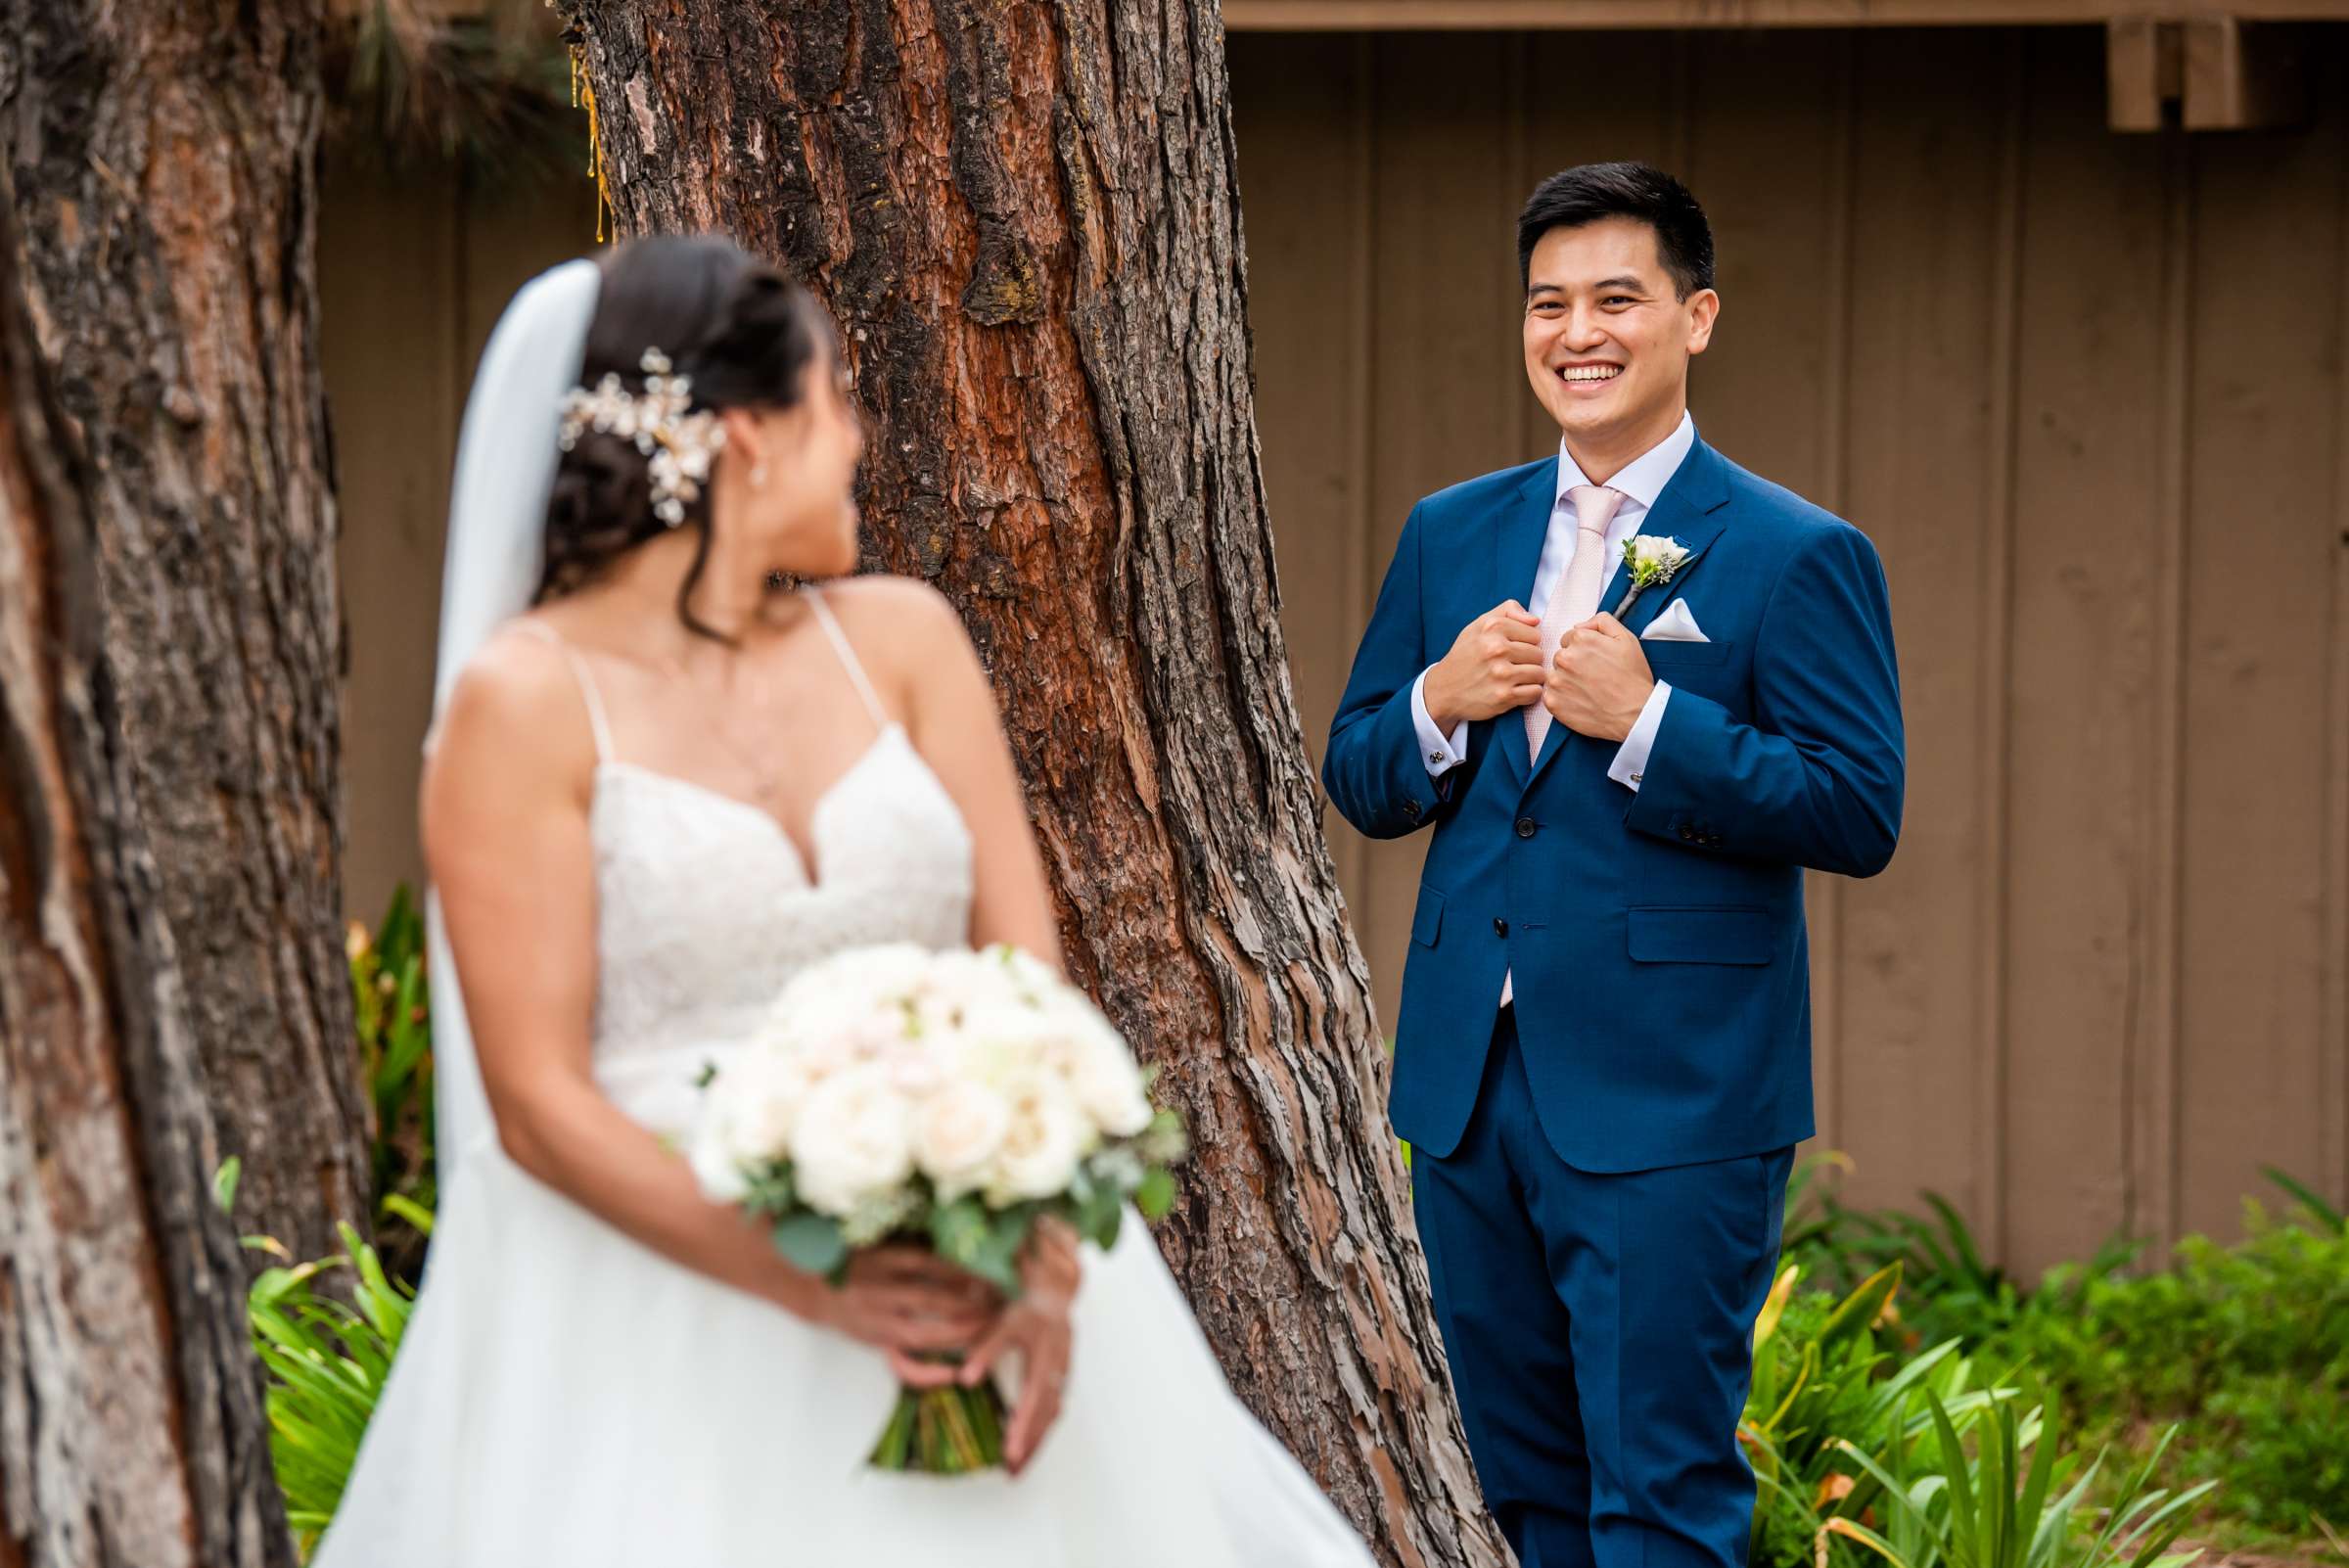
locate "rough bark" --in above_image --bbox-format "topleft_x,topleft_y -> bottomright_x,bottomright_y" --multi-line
561,5 -> 1504,1562
0,172 -> 298,1567
0,0 -> 370,1268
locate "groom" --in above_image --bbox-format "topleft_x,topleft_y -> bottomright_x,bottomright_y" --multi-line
1323,163 -> 1903,1568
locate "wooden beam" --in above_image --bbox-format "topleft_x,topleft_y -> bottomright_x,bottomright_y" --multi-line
2107,18 -> 2183,131
326,0 -> 521,21
2183,18 -> 2310,127
1224,0 -> 2349,30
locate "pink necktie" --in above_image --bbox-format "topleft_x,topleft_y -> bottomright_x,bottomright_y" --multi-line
1523,484 -> 1625,758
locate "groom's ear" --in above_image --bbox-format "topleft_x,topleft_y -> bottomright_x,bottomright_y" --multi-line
1683,289 -> 1721,357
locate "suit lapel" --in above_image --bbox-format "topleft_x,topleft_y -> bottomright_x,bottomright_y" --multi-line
1523,438 -> 1732,791
1493,456 -> 1560,784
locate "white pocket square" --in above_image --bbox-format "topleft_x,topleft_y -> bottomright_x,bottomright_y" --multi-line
1640,600 -> 1710,643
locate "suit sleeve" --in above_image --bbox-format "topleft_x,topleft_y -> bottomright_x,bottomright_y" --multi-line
1322,501 -> 1457,840
1624,523 -> 1904,877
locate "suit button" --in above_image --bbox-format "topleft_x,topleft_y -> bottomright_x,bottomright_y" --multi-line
1678,823 -> 1696,842
1707,832 -> 1725,848
1403,799 -> 1422,821
1515,816 -> 1538,839
1494,918 -> 1509,938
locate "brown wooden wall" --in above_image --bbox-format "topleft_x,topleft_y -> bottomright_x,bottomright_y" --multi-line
324,157 -> 599,921
1230,23 -> 2349,1273
326,23 -> 2349,1277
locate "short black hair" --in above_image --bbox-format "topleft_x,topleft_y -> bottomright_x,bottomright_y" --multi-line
1517,161 -> 1715,300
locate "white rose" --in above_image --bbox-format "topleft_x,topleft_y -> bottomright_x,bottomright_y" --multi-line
743,1054 -> 822,1155
987,1074 -> 1089,1203
687,1105 -> 752,1204
791,1063 -> 917,1217
1065,1027 -> 1153,1138
914,1079 -> 1012,1198
687,1053 -> 813,1202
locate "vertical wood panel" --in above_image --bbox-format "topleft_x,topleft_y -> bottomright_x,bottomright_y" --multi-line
2132,128 -> 2191,1254
2001,28 -> 2168,1274
1976,39 -> 2029,1263
328,160 -> 596,925
324,161 -> 461,921
458,172 -> 603,394
2328,96 -> 2349,1212
1231,32 -> 1380,1001
1833,27 -> 2010,1223
2170,102 -> 2345,1240
1813,35 -> 1858,1153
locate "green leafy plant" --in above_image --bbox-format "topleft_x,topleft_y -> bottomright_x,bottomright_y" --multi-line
1782,1157 -> 2138,1355
1786,1163 -> 2346,1554
245,1222 -> 420,1554
348,885 -> 436,1285
1741,1261 -> 2219,1568
1745,1263 -> 2004,1568
216,1159 -> 428,1558
1983,1189 -> 2349,1545
1826,1393 -> 2212,1568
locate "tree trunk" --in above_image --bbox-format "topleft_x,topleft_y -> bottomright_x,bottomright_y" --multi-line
561,5 -> 1503,1562
0,172 -> 298,1567
0,0 -> 370,1269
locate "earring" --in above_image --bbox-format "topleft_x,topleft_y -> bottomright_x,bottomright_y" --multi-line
751,461 -> 769,488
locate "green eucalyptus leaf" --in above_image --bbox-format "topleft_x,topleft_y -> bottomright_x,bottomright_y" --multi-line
930,1196 -> 990,1270
772,1213 -> 849,1278
1136,1167 -> 1176,1222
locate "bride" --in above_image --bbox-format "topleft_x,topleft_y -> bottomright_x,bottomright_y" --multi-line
311,235 -> 1378,1565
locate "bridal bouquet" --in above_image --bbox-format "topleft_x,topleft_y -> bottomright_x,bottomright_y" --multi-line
686,942 -> 1186,1474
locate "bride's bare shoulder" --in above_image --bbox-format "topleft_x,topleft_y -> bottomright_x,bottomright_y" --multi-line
423,620 -> 597,812
818,575 -> 976,675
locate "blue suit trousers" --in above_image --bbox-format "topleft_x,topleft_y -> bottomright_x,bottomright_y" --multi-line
1412,1008 -> 1794,1568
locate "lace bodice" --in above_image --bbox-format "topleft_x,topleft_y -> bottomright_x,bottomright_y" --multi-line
519,593 -> 974,1110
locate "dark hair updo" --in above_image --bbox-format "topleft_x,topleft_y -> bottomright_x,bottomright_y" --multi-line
537,233 -> 831,629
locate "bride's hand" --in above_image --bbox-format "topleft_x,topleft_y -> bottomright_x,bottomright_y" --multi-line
955,1217 -> 1082,1476
807,1244 -> 1002,1376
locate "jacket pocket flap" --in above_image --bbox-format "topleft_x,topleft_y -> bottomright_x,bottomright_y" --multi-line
1628,905 -> 1772,964
1411,885 -> 1446,947
1639,637 -> 1732,669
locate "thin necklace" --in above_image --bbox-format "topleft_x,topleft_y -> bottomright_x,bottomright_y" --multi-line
656,625 -> 803,814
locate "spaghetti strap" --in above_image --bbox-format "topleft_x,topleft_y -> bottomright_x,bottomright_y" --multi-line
513,621 -> 616,764
803,588 -> 890,729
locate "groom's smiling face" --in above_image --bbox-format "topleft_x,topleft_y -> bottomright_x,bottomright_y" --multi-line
1523,217 -> 1718,472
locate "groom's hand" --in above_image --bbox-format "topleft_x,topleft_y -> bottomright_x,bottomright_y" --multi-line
1424,601 -> 1544,730
1545,614 -> 1654,743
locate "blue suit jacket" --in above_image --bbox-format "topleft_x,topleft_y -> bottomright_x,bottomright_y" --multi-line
1323,438 -> 1904,1174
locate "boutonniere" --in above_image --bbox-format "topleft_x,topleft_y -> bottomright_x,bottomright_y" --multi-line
1610,534 -> 1691,621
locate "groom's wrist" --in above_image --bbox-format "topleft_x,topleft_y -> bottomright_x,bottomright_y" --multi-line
1611,679 -> 1658,742
1421,666 -> 1460,733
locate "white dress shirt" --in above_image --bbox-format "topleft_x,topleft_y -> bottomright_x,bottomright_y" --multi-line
1409,412 -> 1695,790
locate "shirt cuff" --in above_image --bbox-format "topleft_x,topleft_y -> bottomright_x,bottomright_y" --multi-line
1608,680 -> 1673,791
1410,669 -> 1469,778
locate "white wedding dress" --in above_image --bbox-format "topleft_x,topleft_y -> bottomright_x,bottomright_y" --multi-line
313,589 -> 1377,1567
